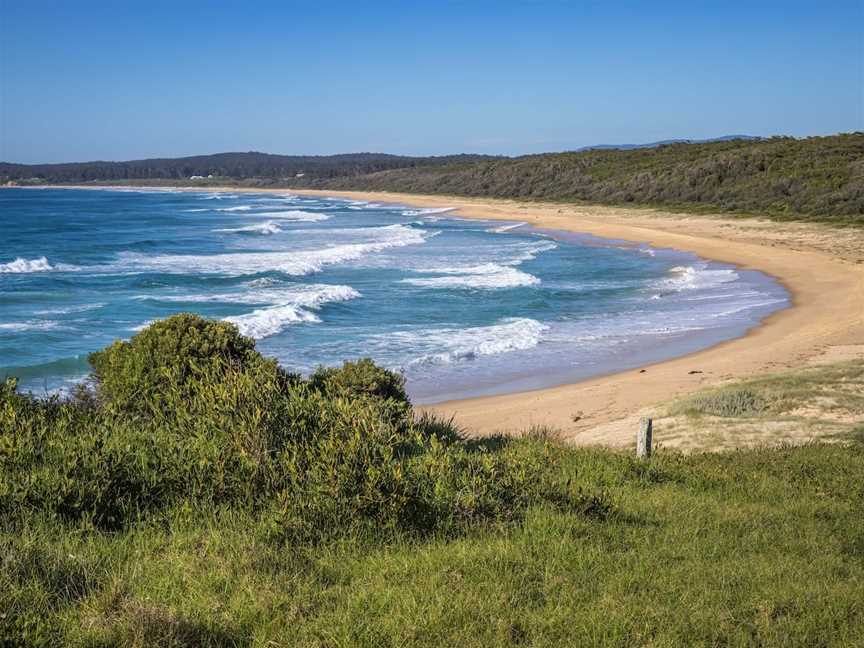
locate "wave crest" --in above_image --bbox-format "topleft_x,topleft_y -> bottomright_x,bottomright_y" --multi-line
402,263 -> 539,289
392,318 -> 548,366
113,224 -> 428,277
214,221 -> 283,235
223,284 -> 361,338
0,256 -> 77,274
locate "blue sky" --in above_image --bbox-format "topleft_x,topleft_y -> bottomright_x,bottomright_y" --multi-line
1,0 -> 861,163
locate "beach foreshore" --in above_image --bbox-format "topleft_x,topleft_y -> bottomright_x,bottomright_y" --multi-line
32,185 -> 864,446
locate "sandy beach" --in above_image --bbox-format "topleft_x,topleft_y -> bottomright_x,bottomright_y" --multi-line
32,185 -> 864,446
284,189 -> 864,446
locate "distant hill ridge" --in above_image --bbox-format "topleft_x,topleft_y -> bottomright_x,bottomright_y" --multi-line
3,133 -> 862,224
0,136 -> 761,178
299,133 -> 864,224
0,152 -> 502,183
576,134 -> 760,151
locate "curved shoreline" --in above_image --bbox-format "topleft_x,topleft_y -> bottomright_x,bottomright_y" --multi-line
286,189 -> 864,444
24,185 -> 864,444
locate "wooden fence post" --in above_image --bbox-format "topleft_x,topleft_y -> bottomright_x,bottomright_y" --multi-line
637,417 -> 653,459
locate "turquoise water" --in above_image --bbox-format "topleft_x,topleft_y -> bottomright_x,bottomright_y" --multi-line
0,188 -> 788,402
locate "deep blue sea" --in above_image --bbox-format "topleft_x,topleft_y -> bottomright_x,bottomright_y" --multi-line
0,187 -> 789,402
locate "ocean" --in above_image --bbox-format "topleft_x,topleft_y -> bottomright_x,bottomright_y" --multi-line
0,187 -> 789,402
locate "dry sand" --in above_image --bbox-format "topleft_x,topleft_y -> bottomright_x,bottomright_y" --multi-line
34,185 -> 864,447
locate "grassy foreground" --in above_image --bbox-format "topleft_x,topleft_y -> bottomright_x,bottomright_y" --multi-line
2,315 -> 863,646
4,443 -> 863,646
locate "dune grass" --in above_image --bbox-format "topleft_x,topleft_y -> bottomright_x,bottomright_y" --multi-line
658,359 -> 864,451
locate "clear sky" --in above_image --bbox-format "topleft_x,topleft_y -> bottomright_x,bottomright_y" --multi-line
1,0 -> 862,163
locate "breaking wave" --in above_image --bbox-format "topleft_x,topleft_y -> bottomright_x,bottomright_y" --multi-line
111,224 -> 429,276
655,263 -> 739,293
0,257 -> 78,274
402,263 -> 539,289
214,221 -> 283,235
252,210 -> 331,221
401,207 -> 455,217
222,284 -> 360,338
388,318 -> 548,366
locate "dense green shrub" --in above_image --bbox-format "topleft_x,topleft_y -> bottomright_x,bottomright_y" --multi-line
2,316 -> 580,539
309,357 -> 409,404
88,313 -> 293,417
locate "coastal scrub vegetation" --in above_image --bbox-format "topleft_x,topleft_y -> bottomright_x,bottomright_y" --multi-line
304,133 -> 864,224
2,314 -> 863,645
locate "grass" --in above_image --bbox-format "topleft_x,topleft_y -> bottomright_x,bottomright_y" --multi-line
3,442 -> 864,646
657,360 -> 864,451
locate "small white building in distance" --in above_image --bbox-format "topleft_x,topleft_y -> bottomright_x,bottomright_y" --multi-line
190,175 -> 205,180
295,172 -> 305,178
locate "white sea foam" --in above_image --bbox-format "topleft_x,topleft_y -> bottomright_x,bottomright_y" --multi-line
244,277 -> 282,288
250,195 -> 297,203
112,224 -> 428,276
401,207 -> 455,217
221,284 -> 361,338
252,210 -> 331,221
385,318 -> 548,366
401,239 -> 554,290
131,319 -> 155,332
402,263 -> 539,289
201,193 -> 238,200
216,205 -> 254,212
488,222 -> 527,234
0,257 -> 78,274
0,320 -> 60,332
657,264 -> 739,292
34,303 -> 106,315
511,240 -> 558,263
94,187 -> 180,194
214,221 -> 283,235
346,202 -> 385,210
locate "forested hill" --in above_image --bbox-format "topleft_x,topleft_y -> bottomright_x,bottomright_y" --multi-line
4,134 -> 863,223
0,151 -> 500,183
301,133 -> 864,224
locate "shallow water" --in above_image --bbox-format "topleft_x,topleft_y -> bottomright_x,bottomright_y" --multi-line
0,188 -> 788,402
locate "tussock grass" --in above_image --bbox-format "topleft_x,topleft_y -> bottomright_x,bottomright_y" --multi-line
671,387 -> 768,417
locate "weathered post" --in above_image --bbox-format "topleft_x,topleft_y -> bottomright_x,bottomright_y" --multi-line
637,417 -> 653,459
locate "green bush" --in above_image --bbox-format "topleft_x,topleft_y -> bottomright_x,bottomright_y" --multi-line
2,316 -> 579,539
88,313 -> 292,417
309,357 -> 409,404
